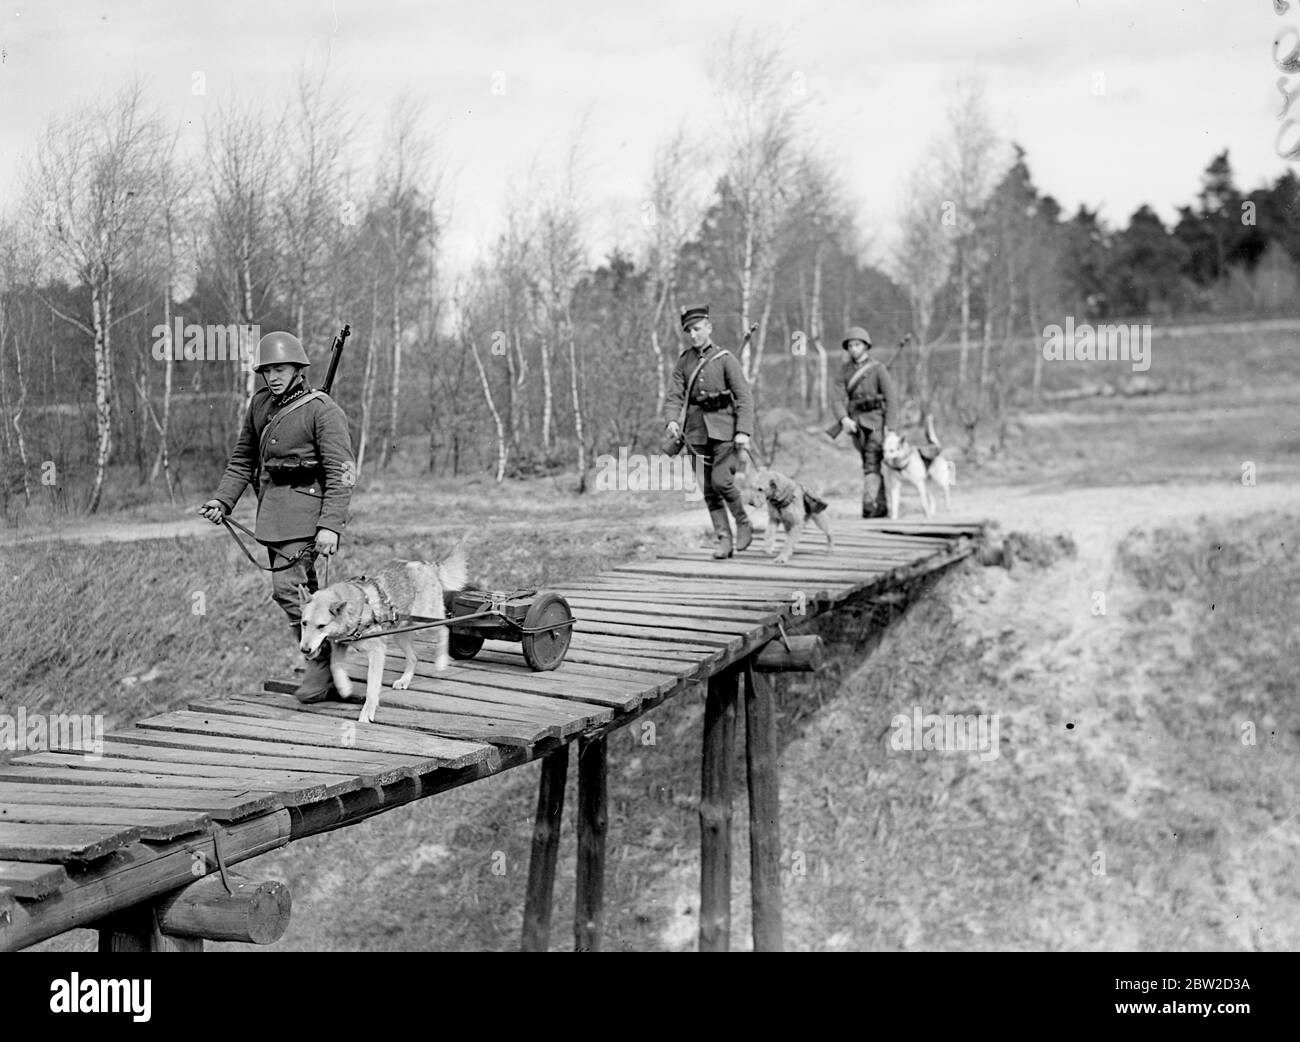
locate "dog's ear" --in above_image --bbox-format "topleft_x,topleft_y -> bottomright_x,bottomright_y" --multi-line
329,598 -> 348,616
297,583 -> 311,605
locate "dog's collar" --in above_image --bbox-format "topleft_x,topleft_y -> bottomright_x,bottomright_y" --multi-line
347,575 -> 399,636
883,442 -> 917,471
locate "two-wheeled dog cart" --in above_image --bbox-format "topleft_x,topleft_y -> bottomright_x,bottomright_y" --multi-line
340,588 -> 576,671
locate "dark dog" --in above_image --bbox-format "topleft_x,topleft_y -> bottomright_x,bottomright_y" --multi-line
743,468 -> 833,564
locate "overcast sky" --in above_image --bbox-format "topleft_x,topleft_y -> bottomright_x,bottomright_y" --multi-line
0,0 -> 1290,273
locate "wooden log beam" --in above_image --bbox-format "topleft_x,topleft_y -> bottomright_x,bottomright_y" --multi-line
97,871 -> 290,948
743,660 -> 783,952
0,811 -> 292,952
163,873 -> 291,943
521,744 -> 569,952
753,634 -> 824,673
699,663 -> 739,952
575,735 -> 607,952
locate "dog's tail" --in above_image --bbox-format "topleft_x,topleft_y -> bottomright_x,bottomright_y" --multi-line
924,411 -> 941,449
437,537 -> 468,593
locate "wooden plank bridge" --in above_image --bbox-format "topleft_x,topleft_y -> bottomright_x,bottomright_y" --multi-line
0,518 -> 986,952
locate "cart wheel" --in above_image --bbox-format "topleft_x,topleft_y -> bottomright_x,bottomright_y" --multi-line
521,592 -> 573,671
449,630 -> 485,660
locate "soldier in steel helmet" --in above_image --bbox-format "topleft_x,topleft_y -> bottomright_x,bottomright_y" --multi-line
664,305 -> 755,558
199,331 -> 356,702
836,325 -> 897,518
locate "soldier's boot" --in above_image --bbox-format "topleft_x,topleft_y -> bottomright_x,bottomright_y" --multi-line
727,497 -> 754,552
291,625 -> 339,704
862,473 -> 886,519
709,508 -> 734,559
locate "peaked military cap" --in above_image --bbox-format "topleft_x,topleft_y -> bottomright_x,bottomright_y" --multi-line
680,305 -> 710,330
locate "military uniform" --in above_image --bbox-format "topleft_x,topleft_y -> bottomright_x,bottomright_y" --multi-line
664,305 -> 755,557
837,325 -> 897,518
213,371 -> 355,627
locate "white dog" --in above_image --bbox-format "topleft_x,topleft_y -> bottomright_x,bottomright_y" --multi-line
297,546 -> 466,724
881,421 -> 955,520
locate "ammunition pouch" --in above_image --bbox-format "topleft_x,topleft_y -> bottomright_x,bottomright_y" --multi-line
693,390 -> 734,413
264,457 -> 324,485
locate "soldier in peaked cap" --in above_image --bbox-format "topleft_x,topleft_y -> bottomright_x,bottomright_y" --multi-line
836,325 -> 897,518
198,331 -> 356,702
664,305 -> 756,558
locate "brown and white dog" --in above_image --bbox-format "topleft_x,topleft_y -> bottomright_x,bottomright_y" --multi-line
743,468 -> 833,564
297,545 -> 467,724
881,416 -> 955,520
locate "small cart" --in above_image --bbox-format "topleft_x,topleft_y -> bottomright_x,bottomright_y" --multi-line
341,588 -> 575,671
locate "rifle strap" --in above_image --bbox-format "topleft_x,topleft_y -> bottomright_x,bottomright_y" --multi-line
676,349 -> 733,428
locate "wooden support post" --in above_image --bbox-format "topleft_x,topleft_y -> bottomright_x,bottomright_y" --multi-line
99,917 -> 204,952
521,743 -> 569,952
95,872 -> 291,950
743,659 -> 784,952
699,663 -> 739,952
574,734 -> 607,952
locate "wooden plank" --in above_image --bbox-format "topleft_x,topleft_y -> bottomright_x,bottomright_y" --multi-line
257,675 -> 605,730
574,619 -> 741,648
560,586 -> 793,606
0,802 -> 212,841
224,695 -> 550,748
40,740 -> 422,788
564,597 -> 780,622
471,648 -> 682,696
241,672 -> 590,729
0,861 -> 68,900
0,822 -> 141,863
616,558 -> 890,580
136,709 -> 489,758
568,633 -> 718,665
553,644 -> 707,676
2,756 -> 361,807
108,726 -> 484,772
568,608 -> 761,635
0,783 -> 280,821
388,651 -> 649,711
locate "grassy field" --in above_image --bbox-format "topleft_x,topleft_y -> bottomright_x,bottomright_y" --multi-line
5,319 -> 1300,951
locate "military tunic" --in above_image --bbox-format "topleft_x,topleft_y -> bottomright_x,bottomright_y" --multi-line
837,354 -> 897,516
664,342 -> 754,511
212,373 -> 355,626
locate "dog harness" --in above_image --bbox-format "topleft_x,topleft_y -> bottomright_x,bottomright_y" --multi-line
764,472 -> 829,516
346,575 -> 399,638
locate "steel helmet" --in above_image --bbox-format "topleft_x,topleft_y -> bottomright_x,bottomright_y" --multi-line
842,326 -> 873,350
253,331 -> 310,370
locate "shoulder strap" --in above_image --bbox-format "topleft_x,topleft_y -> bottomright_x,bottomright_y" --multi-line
258,390 -> 326,457
845,359 -> 879,395
677,350 -> 733,425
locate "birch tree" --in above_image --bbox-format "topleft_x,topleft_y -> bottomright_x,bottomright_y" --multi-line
26,83 -> 172,512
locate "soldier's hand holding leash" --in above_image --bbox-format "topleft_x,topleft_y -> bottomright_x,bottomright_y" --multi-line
733,433 -> 750,448
839,417 -> 858,434
199,499 -> 227,524
314,529 -> 339,556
